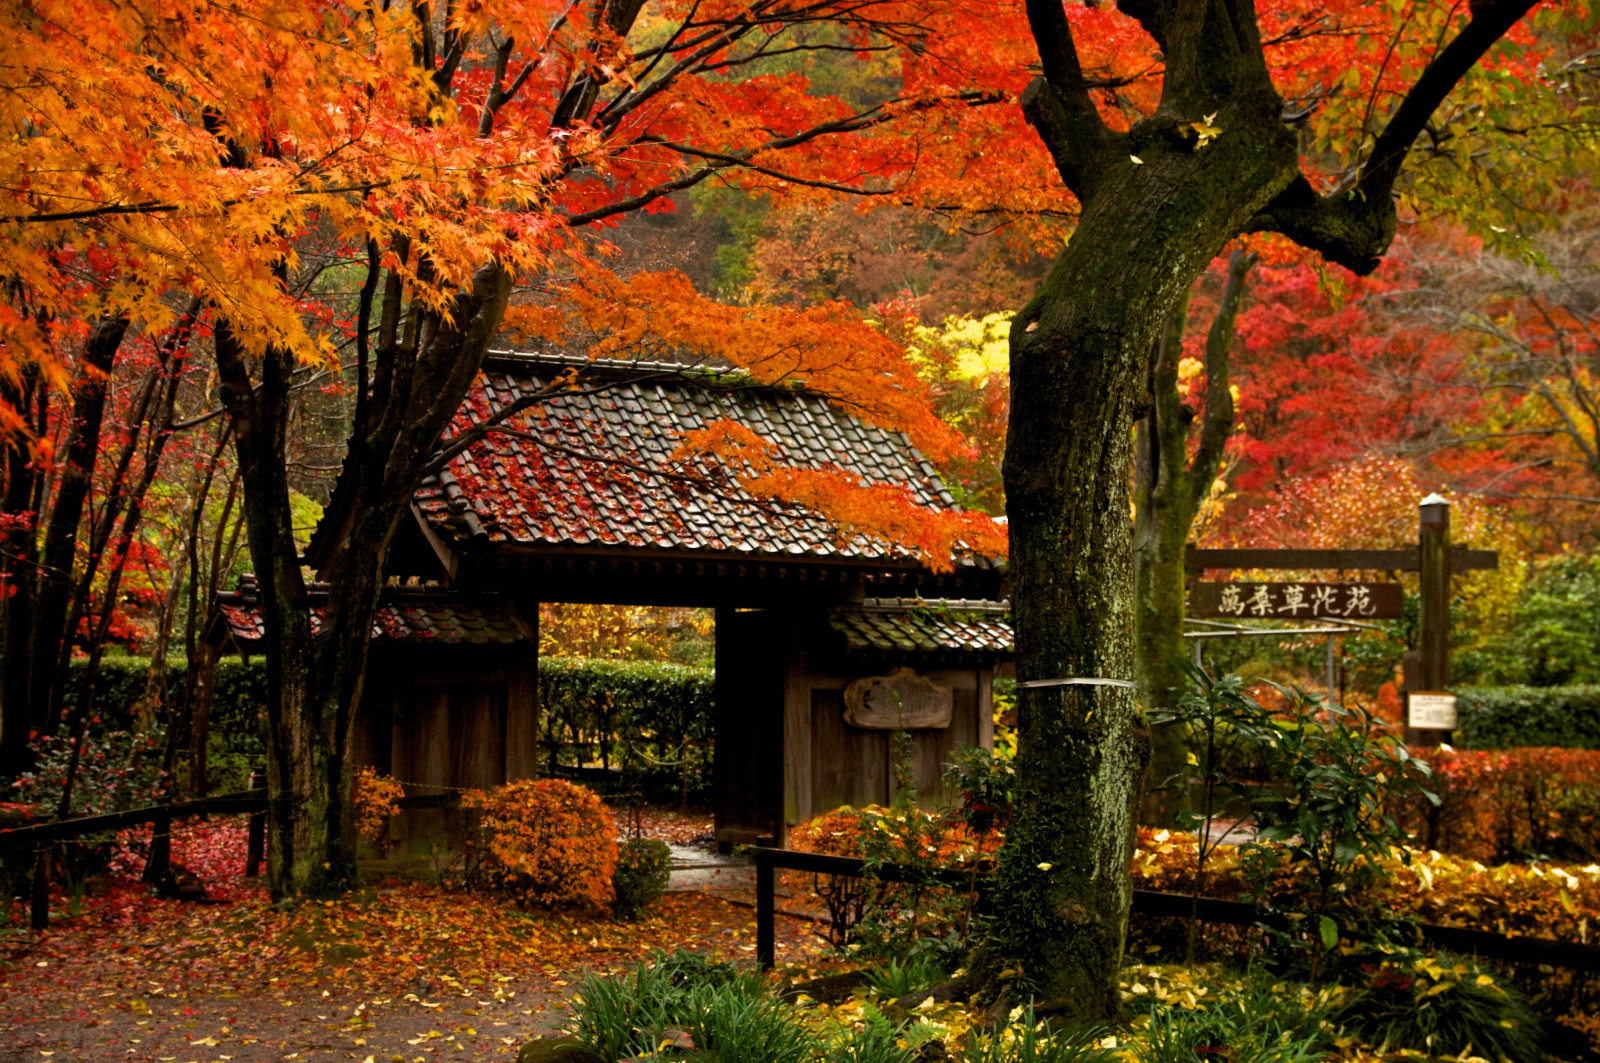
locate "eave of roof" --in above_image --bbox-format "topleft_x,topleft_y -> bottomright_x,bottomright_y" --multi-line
829,597 -> 1013,658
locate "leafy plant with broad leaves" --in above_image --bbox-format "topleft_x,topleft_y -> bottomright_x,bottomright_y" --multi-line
1238,685 -> 1437,969
952,1003 -> 1114,1063
944,744 -> 1016,837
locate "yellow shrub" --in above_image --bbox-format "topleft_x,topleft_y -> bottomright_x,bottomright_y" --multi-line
463,779 -> 617,909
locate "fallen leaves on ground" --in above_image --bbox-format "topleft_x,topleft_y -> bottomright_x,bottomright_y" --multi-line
0,813 -> 820,1062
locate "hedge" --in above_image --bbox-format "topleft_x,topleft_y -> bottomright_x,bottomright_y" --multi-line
1454,685 -> 1600,750
59,654 -> 715,800
537,656 -> 714,802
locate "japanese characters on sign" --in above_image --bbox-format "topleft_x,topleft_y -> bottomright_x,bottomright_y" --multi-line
1189,581 -> 1404,620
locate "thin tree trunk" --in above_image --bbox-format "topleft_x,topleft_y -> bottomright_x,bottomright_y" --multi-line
0,364 -> 43,776
28,316 -> 128,734
1134,249 -> 1252,823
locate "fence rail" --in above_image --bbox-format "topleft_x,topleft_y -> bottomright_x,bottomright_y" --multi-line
2,779 -> 463,929
749,847 -> 1600,974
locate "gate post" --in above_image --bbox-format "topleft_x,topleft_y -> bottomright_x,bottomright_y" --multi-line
1408,495 -> 1453,747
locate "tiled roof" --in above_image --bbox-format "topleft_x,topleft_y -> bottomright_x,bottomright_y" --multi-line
216,584 -> 525,647
829,598 -> 1013,657
411,350 -> 995,567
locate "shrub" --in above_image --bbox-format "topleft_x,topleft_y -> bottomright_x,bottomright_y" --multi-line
1454,685 -> 1600,750
789,799 -> 988,958
612,837 -> 672,920
11,727 -> 167,817
353,767 -> 404,850
1131,828 -> 1600,955
1333,953 -> 1542,1061
463,779 -> 617,909
1396,746 -> 1600,862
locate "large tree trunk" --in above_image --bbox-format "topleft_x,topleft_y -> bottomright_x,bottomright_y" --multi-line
216,260 -> 511,899
996,19 -> 1295,1010
1000,0 -> 1537,1017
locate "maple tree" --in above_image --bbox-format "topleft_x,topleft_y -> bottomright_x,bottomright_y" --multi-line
0,0 -> 1028,901
993,0 -> 1594,1017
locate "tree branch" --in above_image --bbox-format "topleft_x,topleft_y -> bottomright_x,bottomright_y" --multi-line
1189,248 -> 1253,488
1248,0 -> 1539,274
1020,0 -> 1114,202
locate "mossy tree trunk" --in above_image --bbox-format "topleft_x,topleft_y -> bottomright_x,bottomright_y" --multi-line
1134,248 -> 1252,823
999,0 -> 1540,1019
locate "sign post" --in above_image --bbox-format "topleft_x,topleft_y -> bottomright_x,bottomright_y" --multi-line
1186,493 -> 1494,747
1408,494 -> 1453,747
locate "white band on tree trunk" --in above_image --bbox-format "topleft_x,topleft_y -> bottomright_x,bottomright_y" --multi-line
1014,678 -> 1137,690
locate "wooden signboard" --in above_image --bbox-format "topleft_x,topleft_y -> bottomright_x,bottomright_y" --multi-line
1190,581 -> 1403,620
843,667 -> 953,730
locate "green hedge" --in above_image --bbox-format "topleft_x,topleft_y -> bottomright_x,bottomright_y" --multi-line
538,656 -> 714,802
1455,686 -> 1600,750
62,656 -> 268,747
61,654 -> 715,800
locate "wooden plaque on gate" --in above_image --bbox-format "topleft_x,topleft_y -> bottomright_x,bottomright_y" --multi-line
843,667 -> 953,730
1189,581 -> 1403,620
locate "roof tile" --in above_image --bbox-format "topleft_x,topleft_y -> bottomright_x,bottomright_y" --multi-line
413,351 -> 990,565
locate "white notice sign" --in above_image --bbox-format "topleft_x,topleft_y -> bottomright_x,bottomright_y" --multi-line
1408,692 -> 1458,730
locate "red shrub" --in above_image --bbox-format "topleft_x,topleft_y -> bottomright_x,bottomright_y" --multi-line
1399,747 -> 1600,863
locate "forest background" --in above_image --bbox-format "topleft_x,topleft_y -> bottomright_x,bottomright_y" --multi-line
3,1 -> 1600,811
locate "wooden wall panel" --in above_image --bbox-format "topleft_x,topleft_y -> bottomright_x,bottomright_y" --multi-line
503,659 -> 539,781
810,688 -> 887,814
911,688 -> 977,804
453,684 -> 504,792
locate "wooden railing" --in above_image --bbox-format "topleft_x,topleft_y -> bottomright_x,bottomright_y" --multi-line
0,778 -> 462,929
749,847 -> 1600,974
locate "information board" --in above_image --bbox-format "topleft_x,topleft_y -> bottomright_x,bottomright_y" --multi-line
1407,691 -> 1458,730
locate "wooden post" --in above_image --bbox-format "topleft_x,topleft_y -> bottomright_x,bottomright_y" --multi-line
29,845 -> 50,930
1409,495 -> 1453,747
245,766 -> 266,877
755,850 -> 775,970
143,809 -> 172,883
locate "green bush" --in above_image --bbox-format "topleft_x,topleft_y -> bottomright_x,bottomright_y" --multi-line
612,837 -> 672,920
57,654 -> 716,799
1454,685 -> 1600,750
538,656 -> 713,802
1333,954 -> 1542,1062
